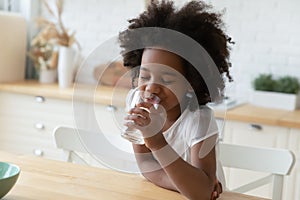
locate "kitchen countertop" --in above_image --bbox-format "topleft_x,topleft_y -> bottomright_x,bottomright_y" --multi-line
0,80 -> 128,107
0,80 -> 299,129
223,104 -> 300,129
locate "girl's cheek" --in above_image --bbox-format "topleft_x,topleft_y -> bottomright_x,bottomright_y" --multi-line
166,84 -> 186,96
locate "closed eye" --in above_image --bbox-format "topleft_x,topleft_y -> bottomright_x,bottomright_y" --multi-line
140,76 -> 150,81
161,79 -> 175,85
161,74 -> 176,85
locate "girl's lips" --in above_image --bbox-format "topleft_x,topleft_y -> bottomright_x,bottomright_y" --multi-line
144,96 -> 161,104
142,91 -> 161,104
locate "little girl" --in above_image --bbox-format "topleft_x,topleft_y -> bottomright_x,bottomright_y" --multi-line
119,1 -> 233,199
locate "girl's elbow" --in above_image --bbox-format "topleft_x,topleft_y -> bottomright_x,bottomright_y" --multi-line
181,183 -> 212,200
184,191 -> 211,200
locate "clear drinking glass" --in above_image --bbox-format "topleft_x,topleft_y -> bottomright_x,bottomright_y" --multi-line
121,90 -> 160,145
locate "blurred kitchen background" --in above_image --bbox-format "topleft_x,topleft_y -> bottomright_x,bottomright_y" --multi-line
1,1 -> 300,199
0,0 -> 299,100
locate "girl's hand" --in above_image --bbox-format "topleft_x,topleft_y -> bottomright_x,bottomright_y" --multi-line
210,179 -> 223,200
124,102 -> 167,149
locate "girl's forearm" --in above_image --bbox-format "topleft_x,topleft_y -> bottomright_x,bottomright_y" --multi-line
132,142 -> 215,199
142,166 -> 178,191
152,145 -> 214,200
135,156 -> 178,191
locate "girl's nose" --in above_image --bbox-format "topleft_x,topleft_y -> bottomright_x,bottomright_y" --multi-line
145,83 -> 161,94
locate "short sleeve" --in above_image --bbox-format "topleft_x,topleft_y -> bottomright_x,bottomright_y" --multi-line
187,106 -> 219,147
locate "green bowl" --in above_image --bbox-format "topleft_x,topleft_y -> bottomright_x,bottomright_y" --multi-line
0,162 -> 20,199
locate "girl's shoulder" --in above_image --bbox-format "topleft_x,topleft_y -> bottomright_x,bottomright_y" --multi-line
182,105 -> 218,147
181,105 -> 216,130
186,105 -> 214,119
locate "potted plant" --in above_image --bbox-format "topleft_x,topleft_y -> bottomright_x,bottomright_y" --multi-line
28,0 -> 80,84
251,73 -> 300,110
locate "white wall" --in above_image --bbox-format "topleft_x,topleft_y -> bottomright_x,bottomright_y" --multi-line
41,0 -> 300,100
51,0 -> 145,57
208,0 -> 300,99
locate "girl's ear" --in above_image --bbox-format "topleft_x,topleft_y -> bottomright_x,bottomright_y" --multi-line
187,86 -> 194,93
186,87 -> 194,98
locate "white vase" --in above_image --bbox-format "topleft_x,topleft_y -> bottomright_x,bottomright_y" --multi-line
57,46 -> 78,88
39,69 -> 57,84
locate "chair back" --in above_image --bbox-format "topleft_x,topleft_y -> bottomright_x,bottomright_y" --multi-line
53,126 -> 138,172
219,143 -> 295,200
54,126 -> 90,165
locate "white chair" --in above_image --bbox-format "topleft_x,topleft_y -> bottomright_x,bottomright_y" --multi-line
53,126 -> 139,172
53,126 -> 90,165
218,143 -> 295,200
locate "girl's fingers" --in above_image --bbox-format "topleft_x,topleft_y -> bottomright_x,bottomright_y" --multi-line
124,117 -> 147,127
212,191 -> 218,199
128,107 -> 150,118
136,102 -> 152,109
123,103 -> 166,135
124,111 -> 150,127
125,113 -> 147,120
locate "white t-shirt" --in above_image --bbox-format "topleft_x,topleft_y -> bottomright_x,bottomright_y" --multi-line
162,106 -> 225,186
163,105 -> 219,163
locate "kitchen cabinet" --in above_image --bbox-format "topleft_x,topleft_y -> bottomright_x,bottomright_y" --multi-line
223,121 -> 289,148
0,81 -> 130,169
221,120 -> 299,200
0,91 -> 73,159
0,90 -> 126,164
285,128 -> 300,200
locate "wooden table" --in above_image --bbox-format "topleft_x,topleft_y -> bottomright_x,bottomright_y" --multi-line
0,151 -> 269,200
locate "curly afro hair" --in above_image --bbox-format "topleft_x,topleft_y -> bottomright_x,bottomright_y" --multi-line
119,0 -> 233,107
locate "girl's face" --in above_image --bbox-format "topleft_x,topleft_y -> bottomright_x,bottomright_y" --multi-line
138,48 -> 190,114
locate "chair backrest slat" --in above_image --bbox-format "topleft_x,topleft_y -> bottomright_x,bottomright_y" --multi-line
53,126 -> 139,173
219,142 -> 295,200
219,143 -> 294,175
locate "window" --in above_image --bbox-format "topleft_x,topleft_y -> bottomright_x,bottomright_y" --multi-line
0,0 -> 21,12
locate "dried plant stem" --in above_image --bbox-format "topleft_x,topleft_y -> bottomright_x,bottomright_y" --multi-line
41,0 -> 81,50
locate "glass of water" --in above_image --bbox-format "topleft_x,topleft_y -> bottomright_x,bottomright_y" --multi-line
121,90 -> 160,145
